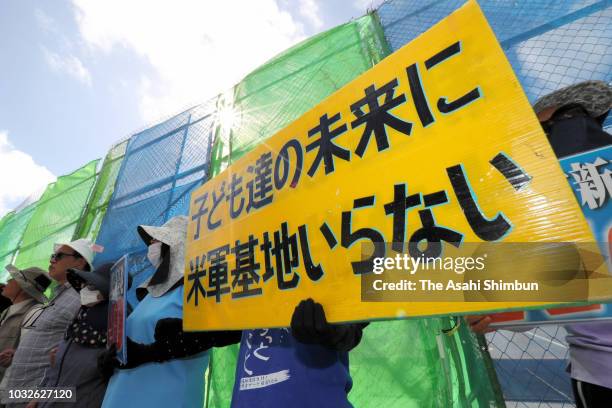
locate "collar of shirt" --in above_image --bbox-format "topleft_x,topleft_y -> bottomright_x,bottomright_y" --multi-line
50,282 -> 72,300
1,299 -> 36,323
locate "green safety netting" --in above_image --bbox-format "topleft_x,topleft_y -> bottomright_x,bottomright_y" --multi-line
0,203 -> 38,281
206,319 -> 503,408
349,319 -> 503,407
73,140 -> 127,241
225,13 -> 390,162
206,344 -> 240,407
208,95 -> 233,178
14,160 -> 99,270
205,10 -> 502,408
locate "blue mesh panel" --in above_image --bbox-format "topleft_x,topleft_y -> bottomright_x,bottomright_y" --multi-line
127,109 -> 193,152
113,134 -> 183,200
502,6 -> 612,101
95,189 -> 172,264
166,180 -> 201,220
94,100 -> 216,266
378,0 -> 611,101
178,115 -> 216,175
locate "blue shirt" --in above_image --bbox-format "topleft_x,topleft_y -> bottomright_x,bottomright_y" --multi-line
231,328 -> 353,407
102,286 -> 209,408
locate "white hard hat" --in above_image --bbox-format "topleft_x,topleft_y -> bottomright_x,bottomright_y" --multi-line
54,239 -> 99,270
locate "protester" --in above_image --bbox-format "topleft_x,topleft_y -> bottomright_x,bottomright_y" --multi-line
0,266 -> 50,382
99,216 -> 240,408
24,262 -> 115,408
467,80 -> 612,408
98,216 -> 367,407
229,299 -> 368,407
0,239 -> 94,407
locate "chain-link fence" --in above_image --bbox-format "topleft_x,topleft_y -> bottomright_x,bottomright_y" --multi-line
92,100 -> 217,305
73,140 -> 128,241
487,326 -> 574,407
0,0 -> 609,406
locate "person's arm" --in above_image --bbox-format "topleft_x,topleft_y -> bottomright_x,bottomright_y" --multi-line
98,318 -> 241,376
123,319 -> 242,367
465,315 -> 534,334
290,298 -> 368,352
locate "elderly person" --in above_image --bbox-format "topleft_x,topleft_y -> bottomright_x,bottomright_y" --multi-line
99,216 -> 240,408
0,266 -> 50,382
25,262 -> 115,408
0,239 -> 95,407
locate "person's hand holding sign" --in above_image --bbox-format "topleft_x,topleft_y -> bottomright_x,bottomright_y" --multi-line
465,315 -> 495,334
291,298 -> 368,352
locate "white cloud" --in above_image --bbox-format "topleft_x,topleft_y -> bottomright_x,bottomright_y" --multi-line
71,0 -> 308,122
34,8 -> 57,33
0,131 -> 55,217
43,47 -> 92,86
298,0 -> 323,30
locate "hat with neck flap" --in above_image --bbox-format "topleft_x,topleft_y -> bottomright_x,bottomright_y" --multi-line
136,215 -> 188,298
5,265 -> 51,304
534,80 -> 611,121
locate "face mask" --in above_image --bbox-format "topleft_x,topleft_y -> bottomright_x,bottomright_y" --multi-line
80,287 -> 103,307
147,242 -> 163,268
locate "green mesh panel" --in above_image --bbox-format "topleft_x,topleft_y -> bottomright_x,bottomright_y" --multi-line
0,212 -> 10,232
73,140 -> 128,241
349,317 -> 504,407
228,14 -> 390,161
0,203 -> 38,280
349,319 -> 450,406
14,160 -> 99,270
209,95 -> 233,178
0,254 -> 14,282
206,344 -> 240,408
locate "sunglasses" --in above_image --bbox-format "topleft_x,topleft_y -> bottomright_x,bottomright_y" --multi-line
50,252 -> 80,262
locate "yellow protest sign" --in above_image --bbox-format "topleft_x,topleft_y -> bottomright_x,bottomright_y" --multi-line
184,0 -> 603,331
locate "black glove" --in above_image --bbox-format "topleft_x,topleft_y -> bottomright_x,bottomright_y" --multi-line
104,318 -> 242,370
98,319 -> 242,371
290,298 -> 368,352
97,344 -> 119,381
123,337 -> 158,368
97,338 -> 155,378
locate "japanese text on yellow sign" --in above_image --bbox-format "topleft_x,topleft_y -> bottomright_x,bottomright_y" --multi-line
184,0 -> 597,331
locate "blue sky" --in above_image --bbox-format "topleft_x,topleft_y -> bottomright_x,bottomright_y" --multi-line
0,0 -> 380,216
